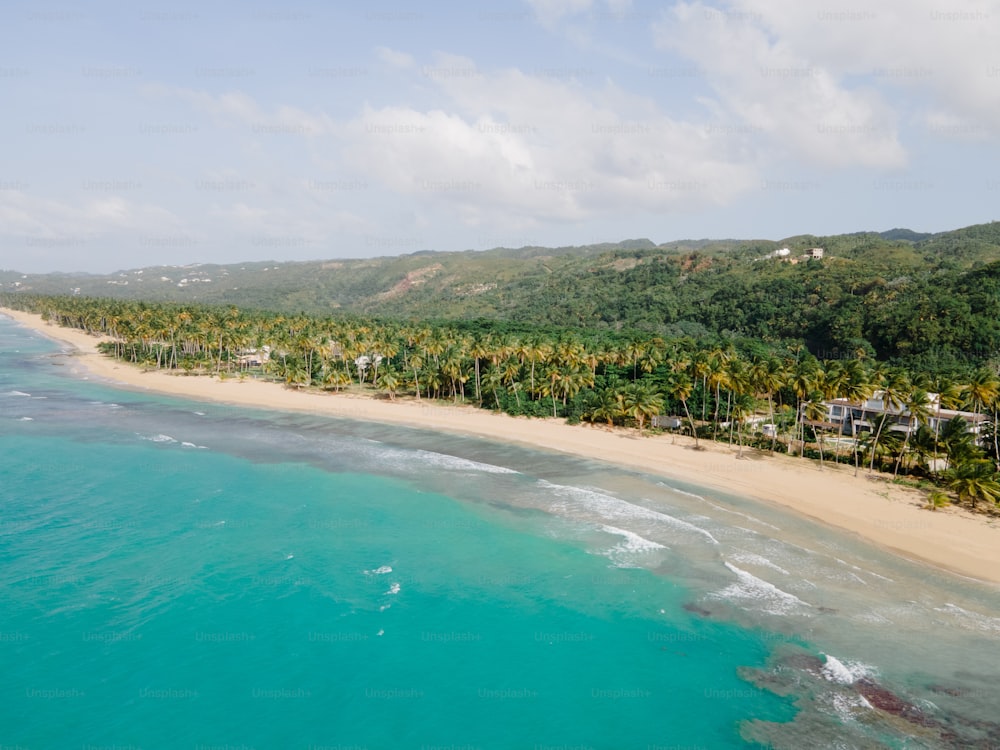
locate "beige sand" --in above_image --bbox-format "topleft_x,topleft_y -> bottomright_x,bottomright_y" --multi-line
5,306 -> 1000,584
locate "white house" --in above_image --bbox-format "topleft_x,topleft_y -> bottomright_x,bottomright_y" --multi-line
813,391 -> 986,440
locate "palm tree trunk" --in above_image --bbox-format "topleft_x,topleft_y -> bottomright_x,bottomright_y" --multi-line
767,394 -> 777,455
893,421 -> 912,479
853,416 -> 861,477
712,384 -> 722,442
993,410 -> 999,470
869,416 -> 888,474
683,399 -> 699,448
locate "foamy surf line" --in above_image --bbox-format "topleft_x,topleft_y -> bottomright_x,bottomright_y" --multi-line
412,449 -> 520,474
600,524 -> 667,552
138,433 -> 177,443
657,481 -> 782,531
729,551 -> 790,576
934,603 -> 1000,632
306,435 -> 520,476
709,562 -> 812,616
542,480 -> 719,545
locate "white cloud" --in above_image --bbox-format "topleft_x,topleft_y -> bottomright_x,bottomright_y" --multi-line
655,2 -> 907,168
208,199 -> 372,243
524,0 -> 594,26
160,87 -> 337,137
0,190 -> 189,271
375,46 -> 415,69
658,0 -> 1000,157
343,56 -> 759,226
0,191 -> 180,239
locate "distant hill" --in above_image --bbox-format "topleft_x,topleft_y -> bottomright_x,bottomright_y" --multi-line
879,228 -> 934,242
5,222 -> 1000,371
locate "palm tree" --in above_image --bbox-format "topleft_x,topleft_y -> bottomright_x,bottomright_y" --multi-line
641,337 -> 667,375
802,391 -> 829,468
588,387 -> 624,430
867,424 -> 904,473
469,334 -> 492,403
283,359 -> 311,389
926,489 -> 951,511
729,391 -> 756,458
910,425 -> 940,476
524,337 -> 551,397
689,352 -> 711,422
543,363 -> 564,418
669,372 -> 699,448
930,379 -> 964,476
559,364 -> 593,408
707,351 -> 732,441
789,359 -> 819,457
963,370 -> 1000,467
482,366 -> 505,409
623,337 -> 647,381
939,415 -> 981,468
501,359 -> 523,408
750,357 -> 785,455
820,360 -> 849,464
322,367 -> 351,393
837,359 -> 874,476
893,389 -> 932,479
867,370 -> 910,474
409,353 -> 424,400
622,382 -> 664,432
375,366 -> 401,400
945,459 -> 1000,510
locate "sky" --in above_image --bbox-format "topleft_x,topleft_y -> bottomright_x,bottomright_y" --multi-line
1,0 -> 998,273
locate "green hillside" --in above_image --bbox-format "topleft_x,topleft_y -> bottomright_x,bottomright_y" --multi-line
5,222 -> 1000,372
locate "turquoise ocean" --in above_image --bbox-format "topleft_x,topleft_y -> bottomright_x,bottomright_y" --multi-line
2,314 -> 1000,749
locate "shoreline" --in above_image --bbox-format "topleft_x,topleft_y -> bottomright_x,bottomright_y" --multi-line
4,306 -> 1000,585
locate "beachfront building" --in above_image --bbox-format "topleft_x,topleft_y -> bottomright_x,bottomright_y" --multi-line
808,391 -> 987,441
236,345 -> 271,367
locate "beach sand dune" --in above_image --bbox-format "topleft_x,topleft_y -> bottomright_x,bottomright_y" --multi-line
4,307 -> 999,585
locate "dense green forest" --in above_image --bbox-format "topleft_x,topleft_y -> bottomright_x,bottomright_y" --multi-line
5,221 -> 1000,375
4,292 -> 1000,512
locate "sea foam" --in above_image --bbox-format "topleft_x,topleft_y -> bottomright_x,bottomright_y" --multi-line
710,562 -> 811,616
138,433 -> 178,444
729,551 -> 790,576
821,654 -> 876,685
411,449 -> 520,475
934,603 -> 1000,632
543,481 -> 719,545
600,524 -> 666,552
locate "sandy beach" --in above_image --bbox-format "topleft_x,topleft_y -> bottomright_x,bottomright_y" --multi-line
4,306 -> 1000,585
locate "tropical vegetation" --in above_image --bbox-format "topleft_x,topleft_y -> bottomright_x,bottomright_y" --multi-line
3,292 -> 999,513
4,222 -> 1000,378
